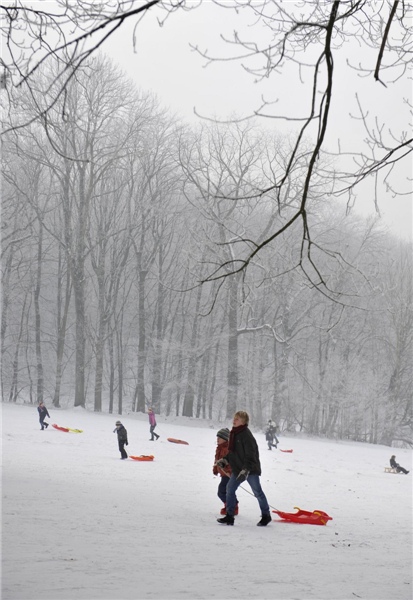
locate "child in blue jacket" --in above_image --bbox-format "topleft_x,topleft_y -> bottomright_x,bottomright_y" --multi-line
37,402 -> 50,430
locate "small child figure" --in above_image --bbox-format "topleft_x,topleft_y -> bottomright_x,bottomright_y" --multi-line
148,408 -> 160,441
265,419 -> 279,450
390,455 -> 409,474
37,401 -> 50,430
213,428 -> 239,515
114,420 -> 128,459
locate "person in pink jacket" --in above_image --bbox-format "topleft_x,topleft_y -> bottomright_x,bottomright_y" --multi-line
148,408 -> 160,441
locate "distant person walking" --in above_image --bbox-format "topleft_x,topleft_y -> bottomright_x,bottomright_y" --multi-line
216,410 -> 271,527
148,408 -> 160,441
38,402 -> 50,430
390,455 -> 409,474
114,420 -> 128,459
265,420 -> 279,450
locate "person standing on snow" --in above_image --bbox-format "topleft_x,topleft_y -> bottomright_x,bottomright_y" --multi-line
114,420 -> 128,459
390,455 -> 409,474
216,410 -> 271,527
266,419 -> 279,450
37,401 -> 50,430
213,428 -> 239,516
148,408 -> 160,441
265,427 -> 276,450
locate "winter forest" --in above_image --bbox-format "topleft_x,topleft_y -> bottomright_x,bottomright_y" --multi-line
1,1 -> 412,448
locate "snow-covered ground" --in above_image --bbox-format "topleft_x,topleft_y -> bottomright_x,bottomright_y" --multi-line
2,403 -> 412,600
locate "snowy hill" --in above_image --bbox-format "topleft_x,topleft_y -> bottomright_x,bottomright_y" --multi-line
2,403 -> 412,600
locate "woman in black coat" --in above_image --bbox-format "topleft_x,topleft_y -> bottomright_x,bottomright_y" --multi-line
216,410 -> 271,527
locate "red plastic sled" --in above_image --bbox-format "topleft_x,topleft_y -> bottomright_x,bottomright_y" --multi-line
52,424 -> 70,433
280,449 -> 293,453
130,455 -> 154,461
167,438 -> 189,445
272,507 -> 332,526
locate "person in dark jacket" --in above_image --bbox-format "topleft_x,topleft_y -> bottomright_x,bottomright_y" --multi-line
265,420 -> 279,450
114,420 -> 128,459
213,428 -> 239,515
390,455 -> 409,474
37,402 -> 50,430
216,410 -> 271,527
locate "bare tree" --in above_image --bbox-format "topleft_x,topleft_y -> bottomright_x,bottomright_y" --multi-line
0,1 -> 191,133
188,1 -> 412,281
11,56 -> 145,407
2,1 -> 411,285
179,120 -> 334,416
127,113 -> 180,414
2,10 -> 411,447
53,242 -> 72,408
179,121 -> 269,416
378,242 -> 413,446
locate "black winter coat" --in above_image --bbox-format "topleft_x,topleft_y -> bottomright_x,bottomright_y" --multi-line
38,405 -> 50,420
265,429 -> 274,442
226,427 -> 261,477
116,425 -> 128,444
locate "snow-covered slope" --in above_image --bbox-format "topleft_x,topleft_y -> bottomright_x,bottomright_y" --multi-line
2,403 -> 412,600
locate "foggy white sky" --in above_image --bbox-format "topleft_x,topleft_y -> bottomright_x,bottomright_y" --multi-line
103,1 -> 412,241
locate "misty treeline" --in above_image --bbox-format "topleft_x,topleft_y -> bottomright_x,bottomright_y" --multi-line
1,57 -> 411,447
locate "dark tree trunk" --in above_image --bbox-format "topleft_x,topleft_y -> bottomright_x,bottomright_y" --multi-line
93,252 -> 107,412
73,265 -> 86,407
174,313 -> 186,417
136,266 -> 148,413
108,327 -> 115,414
201,348 -> 210,419
53,248 -> 71,408
271,338 -> 282,426
9,293 -> 28,403
117,321 -> 123,416
226,275 -> 239,419
151,244 -> 164,413
65,166 -> 88,409
34,220 -> 44,403
24,295 -> 34,403
182,283 -> 203,417
208,310 -> 226,420
1,233 -> 15,402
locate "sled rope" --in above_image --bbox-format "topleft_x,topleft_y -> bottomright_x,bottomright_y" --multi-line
215,463 -> 279,512
237,483 -> 280,512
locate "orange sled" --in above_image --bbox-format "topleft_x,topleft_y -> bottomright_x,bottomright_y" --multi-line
167,438 -> 189,445
52,424 -> 70,432
272,507 -> 332,526
130,455 -> 154,461
280,449 -> 293,453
